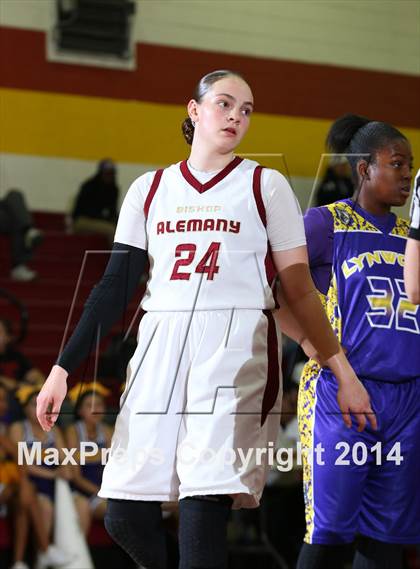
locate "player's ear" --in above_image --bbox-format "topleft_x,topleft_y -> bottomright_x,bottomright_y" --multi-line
187,99 -> 199,124
357,159 -> 370,182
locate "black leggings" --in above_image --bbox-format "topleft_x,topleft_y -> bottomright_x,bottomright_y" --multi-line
297,537 -> 404,569
105,495 -> 232,569
104,499 -> 167,569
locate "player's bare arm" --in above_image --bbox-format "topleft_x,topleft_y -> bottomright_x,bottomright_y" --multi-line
272,246 -> 376,431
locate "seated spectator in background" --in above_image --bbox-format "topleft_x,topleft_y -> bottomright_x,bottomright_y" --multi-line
1,384 -> 71,569
315,156 -> 354,206
9,385 -> 74,568
72,159 -> 119,243
66,382 -> 112,535
0,318 -> 44,393
0,189 -> 44,282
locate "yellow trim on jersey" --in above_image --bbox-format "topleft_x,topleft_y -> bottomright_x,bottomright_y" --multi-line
323,274 -> 342,342
324,201 -> 410,238
325,202 -> 380,234
298,361 -> 321,543
390,217 -> 410,237
298,277 -> 342,541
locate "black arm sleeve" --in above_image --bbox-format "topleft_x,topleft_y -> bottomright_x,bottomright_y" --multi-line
56,242 -> 147,374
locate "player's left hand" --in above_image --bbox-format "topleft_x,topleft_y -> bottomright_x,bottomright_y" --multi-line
325,348 -> 377,432
336,378 -> 377,432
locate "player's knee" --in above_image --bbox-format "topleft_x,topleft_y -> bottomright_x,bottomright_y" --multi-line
178,495 -> 232,569
297,542 -> 349,569
104,499 -> 166,569
354,535 -> 403,569
179,494 -> 232,524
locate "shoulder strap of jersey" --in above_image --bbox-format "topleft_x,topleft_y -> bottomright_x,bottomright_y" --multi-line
144,169 -> 164,219
252,165 -> 278,295
252,165 -> 266,226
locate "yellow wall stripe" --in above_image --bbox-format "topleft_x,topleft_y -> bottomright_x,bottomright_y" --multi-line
1,88 -> 419,179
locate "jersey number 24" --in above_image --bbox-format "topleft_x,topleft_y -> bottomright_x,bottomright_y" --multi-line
170,242 -> 221,281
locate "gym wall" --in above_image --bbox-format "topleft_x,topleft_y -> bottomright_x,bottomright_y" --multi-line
1,0 -> 419,213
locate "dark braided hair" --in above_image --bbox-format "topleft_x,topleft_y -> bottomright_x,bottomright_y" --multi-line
181,69 -> 246,145
326,113 -> 407,185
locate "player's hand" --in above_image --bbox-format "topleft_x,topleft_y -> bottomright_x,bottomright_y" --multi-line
325,348 -> 377,431
36,365 -> 68,431
336,378 -> 376,432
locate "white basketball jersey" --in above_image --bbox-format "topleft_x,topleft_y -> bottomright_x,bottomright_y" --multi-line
141,157 -> 276,311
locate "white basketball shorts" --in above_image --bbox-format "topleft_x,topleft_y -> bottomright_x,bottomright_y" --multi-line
99,309 -> 282,509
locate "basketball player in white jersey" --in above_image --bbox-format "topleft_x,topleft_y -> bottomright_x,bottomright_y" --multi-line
36,70 -> 374,569
405,168 -> 420,303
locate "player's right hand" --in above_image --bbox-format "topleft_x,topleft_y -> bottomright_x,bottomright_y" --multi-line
36,365 -> 68,431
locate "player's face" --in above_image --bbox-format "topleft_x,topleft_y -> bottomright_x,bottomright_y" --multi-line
192,76 -> 254,152
368,139 -> 413,207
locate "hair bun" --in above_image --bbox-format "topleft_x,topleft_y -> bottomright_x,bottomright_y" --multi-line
182,117 -> 195,145
326,114 -> 371,153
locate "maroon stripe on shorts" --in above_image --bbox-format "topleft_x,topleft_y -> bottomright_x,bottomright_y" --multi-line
261,310 -> 280,427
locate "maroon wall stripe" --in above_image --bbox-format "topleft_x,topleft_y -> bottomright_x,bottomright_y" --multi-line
1,26 -> 419,128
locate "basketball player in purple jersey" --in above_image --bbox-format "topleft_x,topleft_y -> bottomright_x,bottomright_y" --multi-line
36,74 -> 373,569
279,114 -> 419,569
